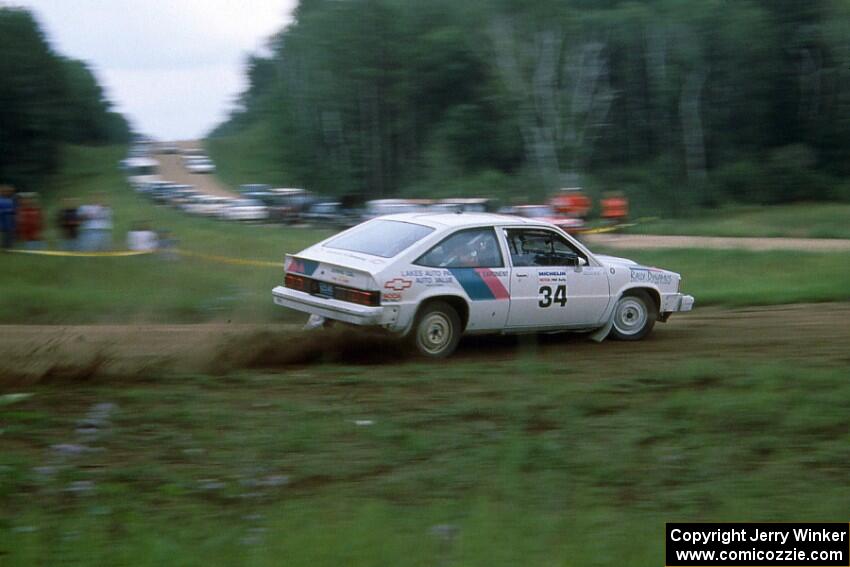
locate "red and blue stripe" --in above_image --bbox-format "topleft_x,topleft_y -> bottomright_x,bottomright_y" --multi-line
288,258 -> 319,276
448,268 -> 509,301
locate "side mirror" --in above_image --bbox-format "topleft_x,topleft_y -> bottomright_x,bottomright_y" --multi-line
575,257 -> 587,271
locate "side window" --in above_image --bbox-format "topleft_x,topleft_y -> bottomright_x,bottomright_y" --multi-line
416,228 -> 503,268
504,229 -> 584,267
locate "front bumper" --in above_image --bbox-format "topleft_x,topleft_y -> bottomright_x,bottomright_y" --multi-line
663,293 -> 695,313
272,286 -> 384,326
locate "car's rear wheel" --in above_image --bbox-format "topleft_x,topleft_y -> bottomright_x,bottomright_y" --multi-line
412,301 -> 462,358
609,290 -> 657,341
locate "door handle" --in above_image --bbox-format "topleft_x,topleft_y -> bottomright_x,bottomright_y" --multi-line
516,273 -> 528,278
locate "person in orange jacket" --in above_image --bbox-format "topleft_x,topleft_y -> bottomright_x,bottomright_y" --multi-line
551,187 -> 591,220
16,193 -> 44,249
601,191 -> 629,224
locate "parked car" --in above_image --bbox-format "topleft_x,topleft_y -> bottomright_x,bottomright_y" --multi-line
138,180 -> 172,196
183,195 -> 230,217
150,183 -> 184,203
125,157 -> 160,189
508,205 -> 584,234
269,188 -> 317,223
186,157 -> 215,174
302,201 -> 340,223
221,199 -> 269,222
363,199 -> 426,219
302,201 -> 363,228
239,184 -> 271,194
158,142 -> 180,154
181,148 -> 206,159
431,198 -> 495,214
204,196 -> 231,217
273,212 -> 694,357
164,185 -> 195,205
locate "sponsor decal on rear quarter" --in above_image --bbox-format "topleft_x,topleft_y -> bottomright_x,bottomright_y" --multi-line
384,278 -> 413,291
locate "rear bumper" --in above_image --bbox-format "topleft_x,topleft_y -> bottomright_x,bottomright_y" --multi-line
272,286 -> 384,326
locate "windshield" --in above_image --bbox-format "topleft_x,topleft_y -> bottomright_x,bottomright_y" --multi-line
324,220 -> 434,258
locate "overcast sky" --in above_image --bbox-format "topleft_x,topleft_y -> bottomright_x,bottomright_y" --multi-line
15,0 -> 297,140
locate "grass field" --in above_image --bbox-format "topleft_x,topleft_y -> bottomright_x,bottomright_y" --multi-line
3,145 -> 849,566
3,145 -> 850,324
599,248 -> 850,306
2,355 -> 848,565
2,145 -> 333,324
626,203 -> 850,239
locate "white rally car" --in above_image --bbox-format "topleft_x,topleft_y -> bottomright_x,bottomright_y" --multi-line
273,213 -> 694,357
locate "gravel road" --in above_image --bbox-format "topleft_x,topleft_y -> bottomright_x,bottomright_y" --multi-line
153,141 -> 236,198
2,303 -> 848,382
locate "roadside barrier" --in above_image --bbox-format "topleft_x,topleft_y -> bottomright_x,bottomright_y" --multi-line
8,246 -> 282,267
8,248 -> 154,257
580,223 -> 635,235
578,216 -> 656,235
174,249 -> 282,268
7,218 -> 653,263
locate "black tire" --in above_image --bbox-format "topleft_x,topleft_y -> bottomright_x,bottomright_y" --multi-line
411,300 -> 462,359
608,290 -> 657,341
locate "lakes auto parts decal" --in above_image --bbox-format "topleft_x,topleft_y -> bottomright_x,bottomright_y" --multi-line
398,268 -> 509,300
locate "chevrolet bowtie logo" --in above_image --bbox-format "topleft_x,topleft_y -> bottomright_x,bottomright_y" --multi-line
384,278 -> 413,291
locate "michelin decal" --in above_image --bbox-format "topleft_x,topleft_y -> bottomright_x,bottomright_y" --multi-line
538,270 -> 568,284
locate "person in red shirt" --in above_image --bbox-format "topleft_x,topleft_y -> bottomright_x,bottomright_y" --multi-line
16,193 -> 44,249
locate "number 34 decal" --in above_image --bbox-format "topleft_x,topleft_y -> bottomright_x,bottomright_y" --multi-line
538,284 -> 567,308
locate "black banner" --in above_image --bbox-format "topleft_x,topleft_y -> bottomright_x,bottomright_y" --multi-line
666,523 -> 849,566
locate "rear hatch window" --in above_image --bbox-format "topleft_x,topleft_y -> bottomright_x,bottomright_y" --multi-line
324,219 -> 433,258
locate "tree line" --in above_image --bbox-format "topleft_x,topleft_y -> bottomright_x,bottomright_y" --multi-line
213,0 -> 850,213
0,7 -> 131,191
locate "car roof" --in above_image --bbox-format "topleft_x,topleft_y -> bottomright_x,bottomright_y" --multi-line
377,212 -> 549,229
125,157 -> 158,167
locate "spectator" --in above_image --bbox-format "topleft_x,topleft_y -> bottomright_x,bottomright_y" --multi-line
57,197 -> 81,250
126,221 -> 158,252
0,185 -> 15,250
551,187 -> 591,220
601,191 -> 629,224
78,195 -> 113,251
157,229 -> 178,260
16,193 -> 44,249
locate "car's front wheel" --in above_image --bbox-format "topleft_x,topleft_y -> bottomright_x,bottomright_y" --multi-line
609,290 -> 657,341
412,301 -> 462,358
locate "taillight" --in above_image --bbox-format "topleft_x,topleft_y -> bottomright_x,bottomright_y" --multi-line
285,273 -> 308,292
333,286 -> 380,307
286,273 -> 379,307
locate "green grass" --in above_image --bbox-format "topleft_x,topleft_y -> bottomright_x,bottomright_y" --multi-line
602,248 -> 850,306
1,145 -> 333,323
3,145 -> 849,323
1,357 -> 848,565
626,203 -> 850,239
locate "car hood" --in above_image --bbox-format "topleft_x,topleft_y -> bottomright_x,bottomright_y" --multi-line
596,254 -> 681,287
595,254 -> 639,268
